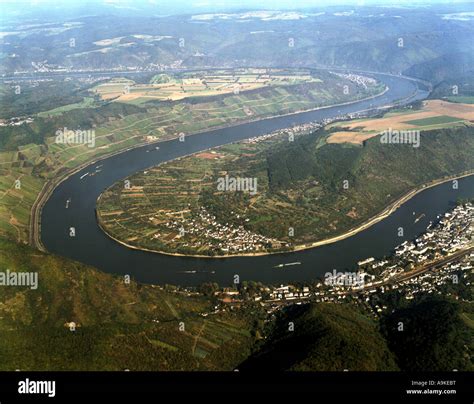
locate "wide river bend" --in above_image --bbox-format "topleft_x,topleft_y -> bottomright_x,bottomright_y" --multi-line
41,73 -> 474,286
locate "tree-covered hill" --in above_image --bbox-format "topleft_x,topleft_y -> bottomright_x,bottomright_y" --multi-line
240,303 -> 399,371
205,125 -> 474,247
381,298 -> 473,371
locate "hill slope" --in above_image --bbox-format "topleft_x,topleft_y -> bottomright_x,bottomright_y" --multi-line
0,238 -> 256,370
381,298 -> 473,371
240,303 -> 398,371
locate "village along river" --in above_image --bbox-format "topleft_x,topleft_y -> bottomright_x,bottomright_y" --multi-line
40,72 -> 474,286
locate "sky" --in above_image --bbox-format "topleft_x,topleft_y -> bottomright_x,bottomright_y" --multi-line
1,0 -> 474,8
1,0 -> 474,21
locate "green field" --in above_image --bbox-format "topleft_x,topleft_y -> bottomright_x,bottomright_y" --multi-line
37,97 -> 99,117
446,96 -> 474,104
403,115 -> 462,126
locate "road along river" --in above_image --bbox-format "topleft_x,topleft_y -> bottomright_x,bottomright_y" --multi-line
40,72 -> 474,287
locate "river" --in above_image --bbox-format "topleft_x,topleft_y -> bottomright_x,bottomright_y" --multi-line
41,72 -> 474,287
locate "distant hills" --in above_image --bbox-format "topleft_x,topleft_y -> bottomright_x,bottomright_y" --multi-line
2,6 -> 474,78
405,51 -> 474,84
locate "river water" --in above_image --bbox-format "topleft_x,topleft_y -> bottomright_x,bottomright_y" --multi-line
41,73 -> 474,286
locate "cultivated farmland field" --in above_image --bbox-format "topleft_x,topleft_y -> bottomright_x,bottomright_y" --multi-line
403,115 -> 463,126
327,99 -> 474,145
92,69 -> 323,103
